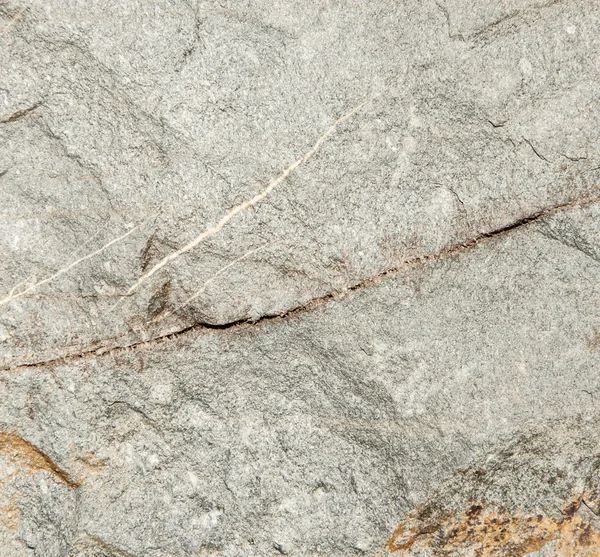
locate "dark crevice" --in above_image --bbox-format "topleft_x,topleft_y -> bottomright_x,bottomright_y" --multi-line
581,498 -> 600,517
3,193 -> 600,373
107,401 -> 157,427
487,118 -> 507,128
523,137 -> 550,162
561,153 -> 588,162
0,101 -> 43,124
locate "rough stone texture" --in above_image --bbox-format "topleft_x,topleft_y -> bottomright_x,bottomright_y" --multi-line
0,0 -> 599,555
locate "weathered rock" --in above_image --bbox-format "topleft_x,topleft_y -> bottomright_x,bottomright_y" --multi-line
1,0 -> 599,555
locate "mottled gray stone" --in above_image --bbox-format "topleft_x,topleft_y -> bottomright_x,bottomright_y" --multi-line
1,0 -> 599,555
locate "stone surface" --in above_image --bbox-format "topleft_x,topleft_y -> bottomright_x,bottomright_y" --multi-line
0,0 -> 599,555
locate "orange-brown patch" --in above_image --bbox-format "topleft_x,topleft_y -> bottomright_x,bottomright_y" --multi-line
386,503 -> 600,556
0,431 -> 80,489
0,500 -> 20,530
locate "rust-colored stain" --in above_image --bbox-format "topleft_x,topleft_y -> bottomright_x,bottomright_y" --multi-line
386,502 -> 600,556
0,431 -> 80,489
0,500 -> 20,530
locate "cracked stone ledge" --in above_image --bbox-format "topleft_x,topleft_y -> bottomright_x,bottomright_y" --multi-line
3,191 -> 599,373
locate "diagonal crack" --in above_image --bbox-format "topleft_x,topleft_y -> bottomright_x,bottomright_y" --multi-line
0,100 -> 42,124
3,192 -> 600,374
107,400 -> 158,429
523,137 -> 550,162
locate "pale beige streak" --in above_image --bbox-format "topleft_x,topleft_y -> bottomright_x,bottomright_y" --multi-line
3,228 -> 105,302
0,225 -> 141,307
126,100 -> 370,296
149,241 -> 278,325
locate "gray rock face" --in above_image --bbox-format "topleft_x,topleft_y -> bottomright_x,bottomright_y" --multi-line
1,0 -> 599,555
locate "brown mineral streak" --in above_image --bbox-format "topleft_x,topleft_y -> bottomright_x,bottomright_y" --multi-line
3,192 -> 600,374
0,431 -> 80,489
386,504 -> 600,556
